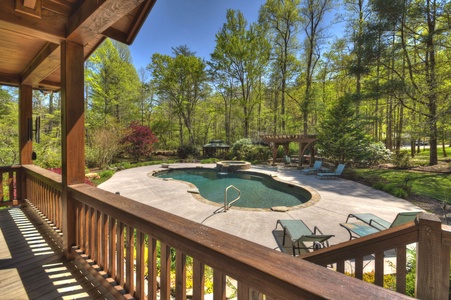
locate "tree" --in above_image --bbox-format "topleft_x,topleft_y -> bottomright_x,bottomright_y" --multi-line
86,39 -> 141,128
0,88 -> 18,165
121,122 -> 158,162
149,47 -> 209,146
299,0 -> 334,134
210,9 -> 270,138
259,0 -> 302,132
318,94 -> 371,163
371,0 -> 451,165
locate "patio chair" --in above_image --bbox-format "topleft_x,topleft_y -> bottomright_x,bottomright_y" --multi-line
300,160 -> 322,175
316,164 -> 345,179
340,211 -> 421,240
275,219 -> 334,256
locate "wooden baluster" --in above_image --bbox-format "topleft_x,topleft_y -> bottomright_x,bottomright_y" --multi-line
354,256 -> 363,280
8,171 -> 13,202
84,205 -> 90,256
193,259 -> 205,300
175,249 -> 186,300
0,172 -> 4,202
147,237 -> 157,300
160,242 -> 171,300
116,222 -> 125,286
213,269 -> 226,300
100,213 -> 108,270
108,217 -> 117,279
374,251 -> 384,286
396,246 -> 406,294
125,226 -> 135,294
94,210 -> 101,263
336,260 -> 345,273
135,231 -> 145,300
237,282 -> 250,300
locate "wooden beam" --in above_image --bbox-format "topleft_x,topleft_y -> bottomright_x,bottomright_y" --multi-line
67,0 -> 145,45
16,0 -> 41,18
0,1 -> 65,43
21,42 -> 60,87
125,0 -> 157,44
0,73 -> 20,86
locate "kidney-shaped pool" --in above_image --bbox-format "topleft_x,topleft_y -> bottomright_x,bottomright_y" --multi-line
153,168 -> 312,209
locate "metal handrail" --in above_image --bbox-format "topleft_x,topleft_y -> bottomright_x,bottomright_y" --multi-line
224,185 -> 240,211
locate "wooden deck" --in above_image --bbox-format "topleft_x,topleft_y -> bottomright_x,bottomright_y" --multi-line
0,206 -> 118,300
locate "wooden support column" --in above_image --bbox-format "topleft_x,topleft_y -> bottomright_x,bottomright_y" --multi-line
19,84 -> 33,165
61,40 -> 85,259
18,84 -> 33,202
415,213 -> 450,299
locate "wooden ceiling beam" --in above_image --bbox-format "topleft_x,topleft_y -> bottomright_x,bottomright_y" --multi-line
0,73 -> 21,87
21,42 -> 60,87
0,1 -> 65,44
67,0 -> 145,45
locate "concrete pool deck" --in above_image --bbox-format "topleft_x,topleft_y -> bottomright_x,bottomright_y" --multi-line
98,163 -> 423,252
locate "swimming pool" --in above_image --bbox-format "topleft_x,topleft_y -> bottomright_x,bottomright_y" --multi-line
154,168 -> 311,209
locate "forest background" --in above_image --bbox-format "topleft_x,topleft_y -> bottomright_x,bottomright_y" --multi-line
0,0 -> 450,170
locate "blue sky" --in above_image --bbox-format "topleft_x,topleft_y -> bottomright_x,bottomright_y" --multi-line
129,0 -> 343,71
129,0 -> 266,71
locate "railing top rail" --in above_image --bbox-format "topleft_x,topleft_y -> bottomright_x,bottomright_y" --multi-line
69,183 -> 410,300
0,165 -> 22,172
22,164 -> 62,190
302,220 -> 420,265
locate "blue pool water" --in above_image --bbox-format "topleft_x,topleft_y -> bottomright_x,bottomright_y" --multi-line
154,168 -> 311,209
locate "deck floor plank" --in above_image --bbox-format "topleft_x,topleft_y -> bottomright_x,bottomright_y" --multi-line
0,207 -> 120,300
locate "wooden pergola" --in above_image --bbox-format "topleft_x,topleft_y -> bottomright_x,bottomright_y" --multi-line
0,0 -> 157,258
260,134 -> 318,166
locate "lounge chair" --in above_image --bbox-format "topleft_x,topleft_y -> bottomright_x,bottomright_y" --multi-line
275,219 -> 334,256
316,164 -> 345,179
300,160 -> 322,175
340,211 -> 421,240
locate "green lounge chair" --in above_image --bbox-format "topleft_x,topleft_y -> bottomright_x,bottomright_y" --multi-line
276,219 -> 334,256
300,160 -> 322,175
340,211 -> 421,240
316,164 -> 345,179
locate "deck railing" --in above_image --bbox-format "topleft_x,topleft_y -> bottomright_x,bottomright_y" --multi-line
19,164 -> 449,299
0,165 -> 21,207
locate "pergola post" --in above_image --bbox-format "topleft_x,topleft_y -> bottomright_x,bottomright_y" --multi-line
61,40 -> 85,258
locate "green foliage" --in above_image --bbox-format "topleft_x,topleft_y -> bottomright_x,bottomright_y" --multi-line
86,39 -> 141,129
148,47 -> 209,146
392,151 -> 411,169
177,145 -> 200,159
0,89 -> 18,165
318,95 -> 373,164
229,139 -> 270,163
86,122 -> 124,168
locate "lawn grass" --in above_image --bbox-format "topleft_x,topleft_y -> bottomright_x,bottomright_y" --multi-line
351,168 -> 451,203
349,146 -> 451,203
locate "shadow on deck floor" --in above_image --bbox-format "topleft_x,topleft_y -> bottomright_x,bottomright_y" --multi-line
0,206 -> 117,300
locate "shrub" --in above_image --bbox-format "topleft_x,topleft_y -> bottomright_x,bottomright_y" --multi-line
121,122 -> 158,162
230,139 -> 270,163
177,145 -> 199,159
392,151 -> 411,168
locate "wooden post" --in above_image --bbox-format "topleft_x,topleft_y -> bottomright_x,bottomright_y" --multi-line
19,84 -> 33,165
18,84 -> 33,202
416,213 -> 450,299
61,40 -> 85,259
